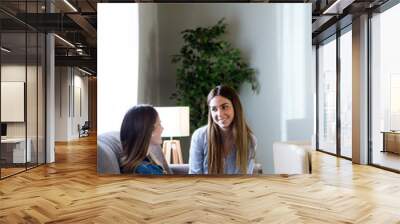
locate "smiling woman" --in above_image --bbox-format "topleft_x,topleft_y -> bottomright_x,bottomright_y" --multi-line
189,85 -> 256,175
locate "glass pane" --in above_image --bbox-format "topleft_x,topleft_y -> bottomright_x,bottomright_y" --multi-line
1,32 -> 27,177
371,4 -> 400,171
0,1 -> 46,178
38,33 -> 45,165
340,29 -> 352,158
318,37 -> 337,154
27,31 -> 38,169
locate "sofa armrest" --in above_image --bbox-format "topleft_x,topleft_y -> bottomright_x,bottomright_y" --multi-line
273,142 -> 312,174
169,164 -> 189,174
97,132 -> 122,174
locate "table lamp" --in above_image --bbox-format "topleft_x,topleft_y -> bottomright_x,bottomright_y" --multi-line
155,107 -> 190,164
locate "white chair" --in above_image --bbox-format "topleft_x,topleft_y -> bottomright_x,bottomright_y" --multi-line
273,141 -> 312,174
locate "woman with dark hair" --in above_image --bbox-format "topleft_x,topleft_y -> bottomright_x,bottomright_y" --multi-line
189,85 -> 256,174
119,105 -> 165,175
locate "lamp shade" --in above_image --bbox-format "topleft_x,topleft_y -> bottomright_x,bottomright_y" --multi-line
155,107 -> 190,137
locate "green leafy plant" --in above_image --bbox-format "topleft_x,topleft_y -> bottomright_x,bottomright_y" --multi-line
171,18 -> 258,133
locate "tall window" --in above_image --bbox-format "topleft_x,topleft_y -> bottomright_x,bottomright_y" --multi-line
371,3 -> 400,171
318,36 -> 337,154
339,28 -> 352,158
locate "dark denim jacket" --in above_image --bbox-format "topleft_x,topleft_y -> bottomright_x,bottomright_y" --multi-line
134,156 -> 164,175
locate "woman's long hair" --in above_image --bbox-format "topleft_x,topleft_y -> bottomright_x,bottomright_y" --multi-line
207,85 -> 253,174
119,105 -> 158,173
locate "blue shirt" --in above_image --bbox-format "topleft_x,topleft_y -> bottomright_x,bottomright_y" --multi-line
134,156 -> 164,175
188,126 -> 256,174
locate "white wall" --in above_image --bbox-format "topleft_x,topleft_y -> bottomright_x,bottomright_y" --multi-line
55,67 -> 89,141
73,73 -> 89,136
98,3 -> 139,134
138,4 -> 161,105
156,3 -> 313,173
55,67 -> 69,141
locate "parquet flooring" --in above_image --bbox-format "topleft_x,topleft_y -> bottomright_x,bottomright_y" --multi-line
1,167 -> 26,177
1,135 -> 400,223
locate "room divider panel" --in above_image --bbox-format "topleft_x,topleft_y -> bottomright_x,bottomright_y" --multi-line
0,1 -> 47,179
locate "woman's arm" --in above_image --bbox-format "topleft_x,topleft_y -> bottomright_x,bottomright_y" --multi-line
247,134 -> 257,174
188,128 -> 205,174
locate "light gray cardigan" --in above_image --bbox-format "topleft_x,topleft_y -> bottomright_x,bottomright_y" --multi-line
188,126 -> 256,174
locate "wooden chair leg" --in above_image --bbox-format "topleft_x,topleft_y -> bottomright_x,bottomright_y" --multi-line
175,141 -> 183,164
162,141 -> 172,164
162,140 -> 183,164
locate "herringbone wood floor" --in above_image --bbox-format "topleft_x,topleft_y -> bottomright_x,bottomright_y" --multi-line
1,135 -> 400,223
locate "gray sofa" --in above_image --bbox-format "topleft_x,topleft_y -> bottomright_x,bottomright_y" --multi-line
97,131 -> 262,175
97,132 -> 189,174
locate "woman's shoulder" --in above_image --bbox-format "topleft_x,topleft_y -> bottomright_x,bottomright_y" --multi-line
192,126 -> 208,140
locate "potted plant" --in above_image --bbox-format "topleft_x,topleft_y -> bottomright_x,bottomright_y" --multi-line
171,18 -> 258,132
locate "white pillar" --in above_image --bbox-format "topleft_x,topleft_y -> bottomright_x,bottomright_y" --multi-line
46,32 -> 55,163
352,14 -> 369,164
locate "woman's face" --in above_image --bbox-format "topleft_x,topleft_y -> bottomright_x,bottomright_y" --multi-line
209,96 -> 235,131
150,115 -> 164,145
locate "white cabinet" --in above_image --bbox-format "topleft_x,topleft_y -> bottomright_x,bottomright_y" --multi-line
1,138 -> 32,163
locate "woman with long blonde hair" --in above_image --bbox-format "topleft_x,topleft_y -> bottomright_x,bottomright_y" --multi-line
189,85 -> 256,174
